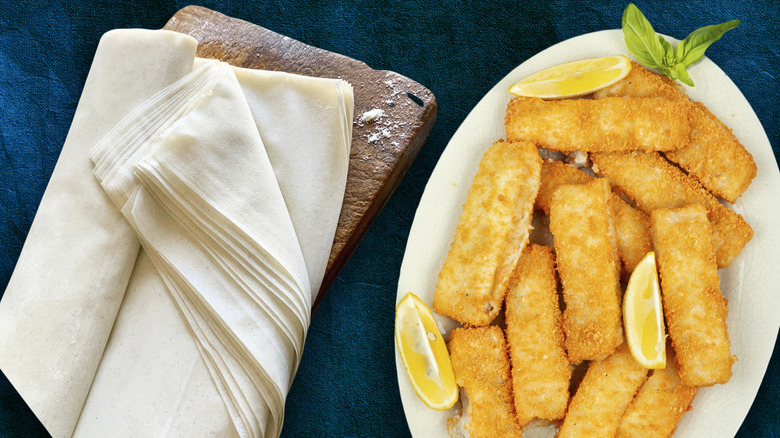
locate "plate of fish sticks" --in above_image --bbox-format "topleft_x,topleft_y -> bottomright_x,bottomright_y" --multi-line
396,29 -> 780,438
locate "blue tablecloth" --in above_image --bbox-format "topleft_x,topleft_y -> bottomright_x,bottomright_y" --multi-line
1,1 -> 777,436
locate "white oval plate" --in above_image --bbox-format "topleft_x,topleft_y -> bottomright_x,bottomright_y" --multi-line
395,29 -> 780,438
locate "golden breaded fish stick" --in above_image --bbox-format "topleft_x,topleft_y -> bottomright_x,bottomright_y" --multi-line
593,61 -> 683,101
558,344 -> 648,438
616,349 -> 697,438
549,178 -> 622,364
595,62 -> 756,202
651,204 -> 735,386
505,244 -> 570,426
666,102 -> 757,202
446,326 -> 523,438
591,151 -> 753,268
433,141 -> 541,326
610,195 -> 653,275
535,161 -> 591,213
505,96 -> 690,152
537,161 -> 652,274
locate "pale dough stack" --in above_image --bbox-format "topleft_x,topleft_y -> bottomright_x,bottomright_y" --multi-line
0,28 -> 353,438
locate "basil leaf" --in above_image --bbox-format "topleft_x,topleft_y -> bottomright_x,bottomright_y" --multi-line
622,4 -> 664,68
676,19 -> 740,67
673,63 -> 694,86
658,35 -> 675,66
620,4 -> 739,87
660,64 -> 677,81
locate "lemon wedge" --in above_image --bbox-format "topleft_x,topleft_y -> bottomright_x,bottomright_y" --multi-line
395,292 -> 458,410
508,55 -> 632,99
623,252 -> 667,369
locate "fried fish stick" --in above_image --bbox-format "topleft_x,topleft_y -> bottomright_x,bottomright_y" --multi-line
549,178 -> 622,364
616,349 -> 698,438
651,204 -> 735,386
535,161 -> 591,213
446,326 -> 523,438
610,196 -> 654,275
433,140 -> 541,326
505,244 -> 569,426
537,161 -> 652,274
505,96 -> 690,152
666,102 -> 757,202
591,151 -> 753,268
593,61 -> 683,100
558,344 -> 648,438
595,62 -> 756,202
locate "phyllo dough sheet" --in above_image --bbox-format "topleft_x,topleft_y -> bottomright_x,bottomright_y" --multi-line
0,28 -> 353,438
0,29 -> 198,438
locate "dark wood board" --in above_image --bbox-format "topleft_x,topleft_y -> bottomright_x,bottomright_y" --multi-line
163,6 -> 437,313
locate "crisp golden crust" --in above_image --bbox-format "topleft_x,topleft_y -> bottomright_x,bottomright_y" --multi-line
536,161 -> 591,214
707,199 -> 755,269
433,141 -> 541,326
549,178 -> 622,364
594,61 -> 684,100
591,150 -> 753,268
537,161 -> 652,275
609,195 -> 653,274
650,205 -> 735,386
665,102 -> 757,203
447,326 -> 523,438
504,244 -> 570,426
616,350 -> 698,438
505,96 -> 690,152
595,62 -> 756,202
558,344 -> 649,438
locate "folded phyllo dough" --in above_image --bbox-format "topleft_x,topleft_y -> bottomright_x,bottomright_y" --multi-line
433,140 -> 541,326
446,326 -> 523,438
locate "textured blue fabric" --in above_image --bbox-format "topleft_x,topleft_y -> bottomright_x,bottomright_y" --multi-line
0,1 -> 777,437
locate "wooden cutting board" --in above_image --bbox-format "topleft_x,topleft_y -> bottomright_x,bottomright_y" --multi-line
163,6 -> 437,313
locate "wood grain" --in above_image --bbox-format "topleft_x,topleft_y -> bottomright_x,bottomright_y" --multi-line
163,6 -> 437,313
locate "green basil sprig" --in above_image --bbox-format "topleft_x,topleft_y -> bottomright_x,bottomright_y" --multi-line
622,3 -> 740,86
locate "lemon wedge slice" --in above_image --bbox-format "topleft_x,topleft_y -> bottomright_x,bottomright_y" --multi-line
623,252 -> 667,369
508,55 -> 632,99
395,292 -> 458,410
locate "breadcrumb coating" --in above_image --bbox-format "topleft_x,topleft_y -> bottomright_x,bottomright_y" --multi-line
433,140 -> 541,326
595,62 -> 756,203
558,344 -> 648,438
537,161 -> 652,275
651,204 -> 735,386
505,244 -> 570,426
617,349 -> 698,438
549,178 -> 623,364
591,150 -> 753,268
447,326 -> 523,438
505,96 -> 691,152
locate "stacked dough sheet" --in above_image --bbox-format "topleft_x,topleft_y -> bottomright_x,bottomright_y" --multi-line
0,29 -> 353,438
